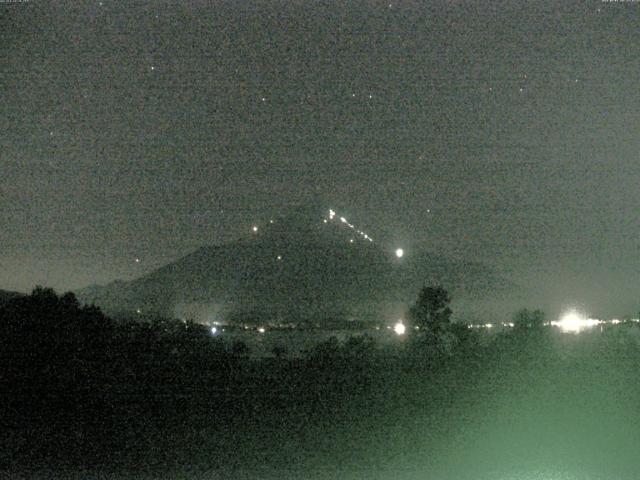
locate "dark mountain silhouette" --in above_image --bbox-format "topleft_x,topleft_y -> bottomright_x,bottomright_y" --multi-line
78,206 -> 516,324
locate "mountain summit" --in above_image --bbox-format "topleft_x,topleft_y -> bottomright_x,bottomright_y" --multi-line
78,207 -> 514,324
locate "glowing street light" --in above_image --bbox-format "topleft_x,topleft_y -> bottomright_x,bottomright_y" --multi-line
552,310 -> 599,333
395,248 -> 404,258
394,321 -> 406,335
252,225 -> 258,233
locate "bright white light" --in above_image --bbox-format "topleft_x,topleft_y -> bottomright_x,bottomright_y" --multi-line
134,258 -> 140,263
394,322 -> 406,335
349,239 -> 354,243
210,326 -> 218,335
395,248 -> 404,258
329,209 -> 335,219
323,219 -> 328,223
252,225 -> 258,233
552,310 -> 599,333
277,255 -> 282,260
340,217 -> 347,223
258,327 -> 266,333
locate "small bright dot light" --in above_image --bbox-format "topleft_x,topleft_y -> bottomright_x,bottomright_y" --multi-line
340,217 -> 347,223
394,322 -> 406,335
323,219 -> 328,223
135,258 -> 140,263
277,255 -> 282,260
258,327 -> 265,333
329,209 -> 335,219
395,248 -> 404,258
349,239 -> 354,243
252,225 -> 258,233
210,326 -> 218,335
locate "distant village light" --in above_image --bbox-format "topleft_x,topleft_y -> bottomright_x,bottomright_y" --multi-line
395,248 -> 404,258
394,322 -> 406,335
252,225 -> 258,233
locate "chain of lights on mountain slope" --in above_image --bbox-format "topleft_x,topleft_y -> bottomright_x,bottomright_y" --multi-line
252,209 -> 377,244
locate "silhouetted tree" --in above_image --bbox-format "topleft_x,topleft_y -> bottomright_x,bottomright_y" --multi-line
408,285 -> 452,333
513,308 -> 545,330
59,291 -> 80,310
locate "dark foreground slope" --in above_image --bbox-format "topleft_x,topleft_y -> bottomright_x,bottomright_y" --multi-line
3,316 -> 640,480
78,207 -> 514,323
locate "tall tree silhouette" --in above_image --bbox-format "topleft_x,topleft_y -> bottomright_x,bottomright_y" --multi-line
408,285 -> 452,333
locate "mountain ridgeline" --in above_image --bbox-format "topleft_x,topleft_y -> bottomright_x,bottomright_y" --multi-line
78,207 -> 515,324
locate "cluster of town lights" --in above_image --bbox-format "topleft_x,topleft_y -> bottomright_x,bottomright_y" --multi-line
551,311 -> 601,333
466,312 -> 638,333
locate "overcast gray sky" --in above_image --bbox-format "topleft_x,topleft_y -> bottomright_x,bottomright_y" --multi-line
2,0 -> 639,317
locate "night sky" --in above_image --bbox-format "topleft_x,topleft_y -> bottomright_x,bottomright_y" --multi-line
2,0 -> 639,316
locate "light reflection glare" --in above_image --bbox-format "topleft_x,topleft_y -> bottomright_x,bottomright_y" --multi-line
552,310 -> 599,333
393,321 -> 406,335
